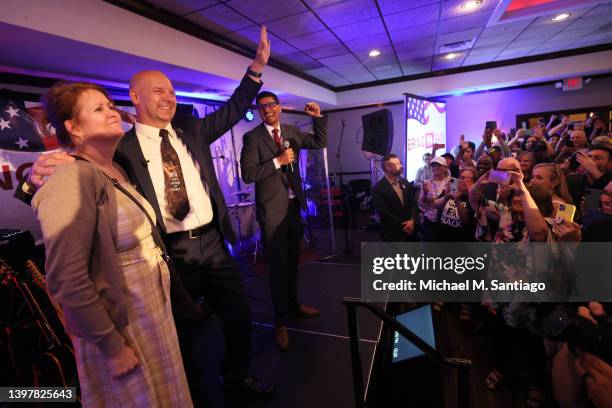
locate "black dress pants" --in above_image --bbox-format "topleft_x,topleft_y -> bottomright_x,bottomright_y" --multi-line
165,227 -> 251,381
261,199 -> 303,327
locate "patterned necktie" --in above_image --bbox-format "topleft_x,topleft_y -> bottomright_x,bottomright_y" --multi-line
159,128 -> 190,221
272,128 -> 281,149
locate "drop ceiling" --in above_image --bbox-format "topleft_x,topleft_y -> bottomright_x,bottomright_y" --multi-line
121,0 -> 612,89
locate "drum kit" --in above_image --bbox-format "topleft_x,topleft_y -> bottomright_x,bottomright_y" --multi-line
226,189 -> 261,262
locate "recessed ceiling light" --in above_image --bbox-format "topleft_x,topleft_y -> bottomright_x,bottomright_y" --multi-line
445,53 -> 458,60
461,1 -> 482,11
552,13 -> 570,21
368,49 -> 381,57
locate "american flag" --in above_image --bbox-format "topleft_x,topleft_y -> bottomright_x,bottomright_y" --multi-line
0,100 -> 46,152
406,98 -> 429,125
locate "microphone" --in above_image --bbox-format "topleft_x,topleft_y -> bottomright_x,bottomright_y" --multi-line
141,157 -> 149,167
282,140 -> 293,172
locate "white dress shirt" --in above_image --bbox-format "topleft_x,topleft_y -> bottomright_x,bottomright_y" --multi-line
264,123 -> 295,199
134,121 -> 213,233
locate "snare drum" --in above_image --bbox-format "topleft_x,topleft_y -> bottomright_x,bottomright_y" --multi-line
227,201 -> 258,238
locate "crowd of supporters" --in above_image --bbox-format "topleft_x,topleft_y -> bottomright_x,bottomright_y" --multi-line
403,113 -> 611,408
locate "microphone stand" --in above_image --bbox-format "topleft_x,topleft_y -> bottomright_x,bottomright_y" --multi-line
321,119 -> 360,262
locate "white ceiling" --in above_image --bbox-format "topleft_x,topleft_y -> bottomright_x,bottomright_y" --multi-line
0,0 -> 611,110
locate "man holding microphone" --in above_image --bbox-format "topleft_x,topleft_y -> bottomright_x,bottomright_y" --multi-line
240,91 -> 327,351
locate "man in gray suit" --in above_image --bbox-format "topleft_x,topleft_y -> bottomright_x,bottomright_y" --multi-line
240,91 -> 327,350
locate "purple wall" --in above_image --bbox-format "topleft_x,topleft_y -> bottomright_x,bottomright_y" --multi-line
445,76 -> 612,150
326,76 -> 612,182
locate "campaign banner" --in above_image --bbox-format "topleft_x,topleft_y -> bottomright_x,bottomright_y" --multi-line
404,95 -> 446,181
0,98 -> 234,243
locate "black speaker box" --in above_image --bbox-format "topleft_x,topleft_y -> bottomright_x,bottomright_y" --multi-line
361,108 -> 393,155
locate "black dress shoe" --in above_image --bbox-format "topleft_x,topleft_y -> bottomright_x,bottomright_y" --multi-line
221,375 -> 275,397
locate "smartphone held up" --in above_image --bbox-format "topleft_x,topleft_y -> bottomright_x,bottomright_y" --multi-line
488,170 -> 511,185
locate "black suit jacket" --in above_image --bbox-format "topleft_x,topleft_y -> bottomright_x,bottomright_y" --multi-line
113,74 -> 261,243
240,117 -> 327,230
372,176 -> 417,242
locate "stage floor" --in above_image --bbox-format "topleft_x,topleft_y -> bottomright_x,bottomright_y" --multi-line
190,228 -> 540,408
191,253 -> 382,408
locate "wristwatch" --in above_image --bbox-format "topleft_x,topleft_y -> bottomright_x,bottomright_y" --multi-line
22,179 -> 35,195
246,67 -> 262,78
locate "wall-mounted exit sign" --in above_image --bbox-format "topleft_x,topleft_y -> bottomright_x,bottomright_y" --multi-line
563,77 -> 583,92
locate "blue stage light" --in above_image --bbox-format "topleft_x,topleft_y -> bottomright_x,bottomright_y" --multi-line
245,109 -> 255,122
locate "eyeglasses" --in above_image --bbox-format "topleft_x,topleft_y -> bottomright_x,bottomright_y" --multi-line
258,101 -> 279,110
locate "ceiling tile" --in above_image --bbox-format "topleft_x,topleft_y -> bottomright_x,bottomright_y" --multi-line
332,64 -> 376,83
358,48 -> 397,64
568,13 -> 612,30
530,44 -> 569,55
400,57 -> 432,75
225,0 -> 307,23
594,20 -> 612,33
225,27 -> 298,55
318,53 -> 360,66
286,59 -> 325,70
540,38 -> 576,48
277,51 -> 324,70
394,35 -> 436,52
326,77 -> 352,86
435,28 -> 482,49
437,11 -> 493,34
384,4 -> 441,31
332,18 -> 386,42
147,0 -> 219,16
303,66 -> 352,86
495,50 -> 529,61
314,0 -> 380,28
344,33 -> 391,52
439,0 -> 498,20
378,0 -> 440,15
303,66 -> 337,77
269,39 -> 300,56
432,59 -> 463,70
396,47 -> 434,60
371,63 -> 404,79
515,25 -> 566,40
503,44 -> 537,53
389,23 -> 438,44
462,53 -> 496,65
186,4 -> 252,33
468,45 -> 506,55
303,43 -> 349,59
480,20 -> 533,37
266,12 -> 326,38
432,51 -> 467,68
583,3 -> 612,17
574,30 -> 612,43
303,0 -> 348,9
472,32 -> 518,47
506,38 -> 545,50
530,7 -> 590,28
285,29 -> 338,49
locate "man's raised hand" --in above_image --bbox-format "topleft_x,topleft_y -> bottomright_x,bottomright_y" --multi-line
250,26 -> 270,76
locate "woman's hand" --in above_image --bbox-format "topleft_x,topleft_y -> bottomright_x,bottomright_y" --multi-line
108,345 -> 139,379
508,170 -> 526,193
575,303 -> 612,408
553,220 -> 582,242
475,170 -> 490,191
